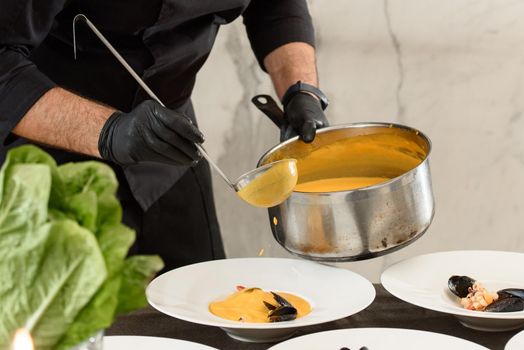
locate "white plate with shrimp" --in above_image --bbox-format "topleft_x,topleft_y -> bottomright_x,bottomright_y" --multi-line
381,250 -> 524,331
267,328 -> 489,350
146,258 -> 375,343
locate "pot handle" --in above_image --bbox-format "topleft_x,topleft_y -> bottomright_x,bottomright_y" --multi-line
251,95 -> 285,128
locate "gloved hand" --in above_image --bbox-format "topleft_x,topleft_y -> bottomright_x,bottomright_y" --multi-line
281,92 -> 329,143
98,100 -> 204,166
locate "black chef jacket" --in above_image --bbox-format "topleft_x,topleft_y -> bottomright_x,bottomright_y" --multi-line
0,0 -> 314,269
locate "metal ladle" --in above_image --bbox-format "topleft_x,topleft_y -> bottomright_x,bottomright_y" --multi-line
72,14 -> 297,207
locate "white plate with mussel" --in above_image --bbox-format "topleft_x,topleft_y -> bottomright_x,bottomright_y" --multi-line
381,250 -> 524,331
146,258 -> 375,343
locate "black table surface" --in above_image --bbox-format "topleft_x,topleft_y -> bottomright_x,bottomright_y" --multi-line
107,285 -> 522,349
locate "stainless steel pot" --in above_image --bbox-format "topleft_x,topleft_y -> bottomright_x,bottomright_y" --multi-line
257,123 -> 434,262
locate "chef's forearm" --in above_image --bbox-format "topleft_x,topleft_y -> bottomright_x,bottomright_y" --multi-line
12,87 -> 114,158
264,42 -> 318,101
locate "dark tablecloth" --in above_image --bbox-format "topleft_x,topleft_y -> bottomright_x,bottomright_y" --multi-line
107,285 -> 522,349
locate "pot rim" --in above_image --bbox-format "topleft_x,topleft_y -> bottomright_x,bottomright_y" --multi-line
257,122 -> 432,195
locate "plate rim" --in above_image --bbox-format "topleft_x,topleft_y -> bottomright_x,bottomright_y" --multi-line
505,329 -> 524,350
381,250 -> 524,320
146,257 -> 376,330
103,335 -> 218,350
266,327 -> 489,349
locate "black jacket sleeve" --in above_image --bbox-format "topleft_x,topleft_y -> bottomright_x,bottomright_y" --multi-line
242,0 -> 315,71
0,0 -> 66,143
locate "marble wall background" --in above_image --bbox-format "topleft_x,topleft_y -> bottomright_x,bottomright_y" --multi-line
192,0 -> 524,282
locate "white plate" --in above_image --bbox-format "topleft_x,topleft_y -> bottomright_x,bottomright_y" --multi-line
146,258 -> 375,343
103,336 -> 218,350
381,250 -> 524,331
267,328 -> 488,350
506,329 -> 524,350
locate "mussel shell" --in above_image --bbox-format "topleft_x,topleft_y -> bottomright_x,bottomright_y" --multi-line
263,301 -> 277,311
497,288 -> 524,300
485,297 -> 524,313
268,305 -> 298,322
448,275 -> 475,298
271,292 -> 293,307
269,313 -> 297,322
266,291 -> 298,322
268,305 -> 297,317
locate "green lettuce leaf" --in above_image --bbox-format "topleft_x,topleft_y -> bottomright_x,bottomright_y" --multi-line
29,220 -> 106,349
57,161 -> 117,198
0,162 -> 53,348
54,162 -> 117,233
56,275 -> 121,350
116,255 -> 164,315
0,163 -> 50,249
96,194 -> 123,234
0,218 -> 106,350
0,145 -> 65,207
98,224 -> 135,276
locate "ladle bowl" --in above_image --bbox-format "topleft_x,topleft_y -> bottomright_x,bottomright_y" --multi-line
235,159 -> 298,208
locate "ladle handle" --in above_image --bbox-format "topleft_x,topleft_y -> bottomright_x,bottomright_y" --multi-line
194,144 -> 236,190
73,14 -> 236,190
251,95 -> 285,128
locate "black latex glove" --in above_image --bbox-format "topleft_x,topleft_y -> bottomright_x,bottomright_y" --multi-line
282,92 -> 329,143
98,100 -> 204,166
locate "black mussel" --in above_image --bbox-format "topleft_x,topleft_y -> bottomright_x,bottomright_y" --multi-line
271,292 -> 293,307
263,301 -> 276,310
485,297 -> 524,312
266,292 -> 297,322
448,275 -> 476,298
497,288 -> 524,300
268,306 -> 297,322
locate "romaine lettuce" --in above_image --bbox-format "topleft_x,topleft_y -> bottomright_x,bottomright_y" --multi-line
0,145 -> 163,350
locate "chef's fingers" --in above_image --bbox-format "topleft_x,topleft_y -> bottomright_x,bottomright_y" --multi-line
143,130 -> 197,164
300,119 -> 317,143
281,124 -> 297,142
149,119 -> 201,161
151,104 -> 205,144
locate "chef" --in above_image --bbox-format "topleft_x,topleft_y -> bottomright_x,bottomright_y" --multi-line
0,0 -> 329,271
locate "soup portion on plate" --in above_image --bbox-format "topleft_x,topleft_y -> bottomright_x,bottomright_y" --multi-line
209,286 -> 311,323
